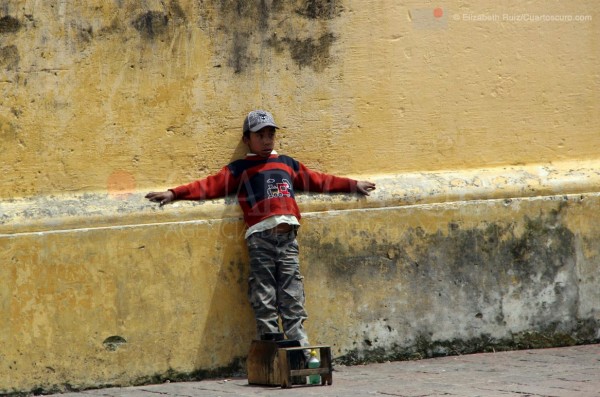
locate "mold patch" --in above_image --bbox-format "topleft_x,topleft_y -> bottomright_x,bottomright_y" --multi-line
296,0 -> 343,20
336,320 -> 600,365
229,31 -> 252,74
303,201 -> 597,364
206,0 -> 341,73
0,45 -> 19,70
0,15 -> 21,34
283,33 -> 336,72
132,11 -> 169,39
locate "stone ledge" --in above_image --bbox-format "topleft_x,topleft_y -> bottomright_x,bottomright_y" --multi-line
2,159 -> 600,235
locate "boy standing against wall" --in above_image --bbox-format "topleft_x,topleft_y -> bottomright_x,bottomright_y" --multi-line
146,110 -> 375,348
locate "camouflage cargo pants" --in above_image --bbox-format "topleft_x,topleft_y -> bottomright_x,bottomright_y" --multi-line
246,228 -> 309,346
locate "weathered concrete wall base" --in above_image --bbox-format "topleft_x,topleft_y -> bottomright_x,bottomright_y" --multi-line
300,194 -> 600,365
3,357 -> 247,397
2,187 -> 599,395
1,219 -> 255,395
339,323 -> 600,366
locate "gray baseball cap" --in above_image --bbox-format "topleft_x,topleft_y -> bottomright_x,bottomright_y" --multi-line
243,110 -> 279,134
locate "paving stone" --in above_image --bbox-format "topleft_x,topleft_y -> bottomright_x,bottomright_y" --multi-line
42,344 -> 600,397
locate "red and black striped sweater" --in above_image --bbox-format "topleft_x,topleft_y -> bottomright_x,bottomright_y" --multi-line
170,153 -> 358,227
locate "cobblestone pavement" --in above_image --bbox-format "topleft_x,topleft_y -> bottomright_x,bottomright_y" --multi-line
46,344 -> 599,397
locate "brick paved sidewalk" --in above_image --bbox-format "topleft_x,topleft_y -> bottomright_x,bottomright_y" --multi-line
45,344 -> 600,397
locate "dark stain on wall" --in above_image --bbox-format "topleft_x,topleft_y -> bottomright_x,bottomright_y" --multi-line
0,15 -> 21,34
303,201 -> 598,364
296,0 -> 343,20
315,206 -> 576,308
283,33 -> 336,72
415,213 -> 575,290
229,31 -> 252,74
209,0 -> 340,73
132,11 -> 169,39
337,320 -> 600,365
131,0 -> 187,39
217,0 -> 282,30
77,24 -> 94,44
0,45 -> 19,70
169,0 -> 187,24
264,32 -> 337,72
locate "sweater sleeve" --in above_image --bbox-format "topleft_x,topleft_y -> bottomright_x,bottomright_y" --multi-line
170,166 -> 237,200
293,162 -> 358,193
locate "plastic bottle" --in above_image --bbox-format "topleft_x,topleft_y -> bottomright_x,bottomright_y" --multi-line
307,349 -> 321,384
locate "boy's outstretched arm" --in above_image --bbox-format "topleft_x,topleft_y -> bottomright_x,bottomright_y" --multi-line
356,181 -> 376,195
145,166 -> 237,207
145,190 -> 175,206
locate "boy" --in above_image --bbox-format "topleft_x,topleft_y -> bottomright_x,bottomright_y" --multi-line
146,110 -> 375,348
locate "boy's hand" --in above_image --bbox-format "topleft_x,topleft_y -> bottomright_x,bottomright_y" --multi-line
356,181 -> 376,195
145,190 -> 175,206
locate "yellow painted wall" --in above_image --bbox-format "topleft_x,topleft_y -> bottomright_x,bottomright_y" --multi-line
1,0 -> 599,394
1,1 -> 598,198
